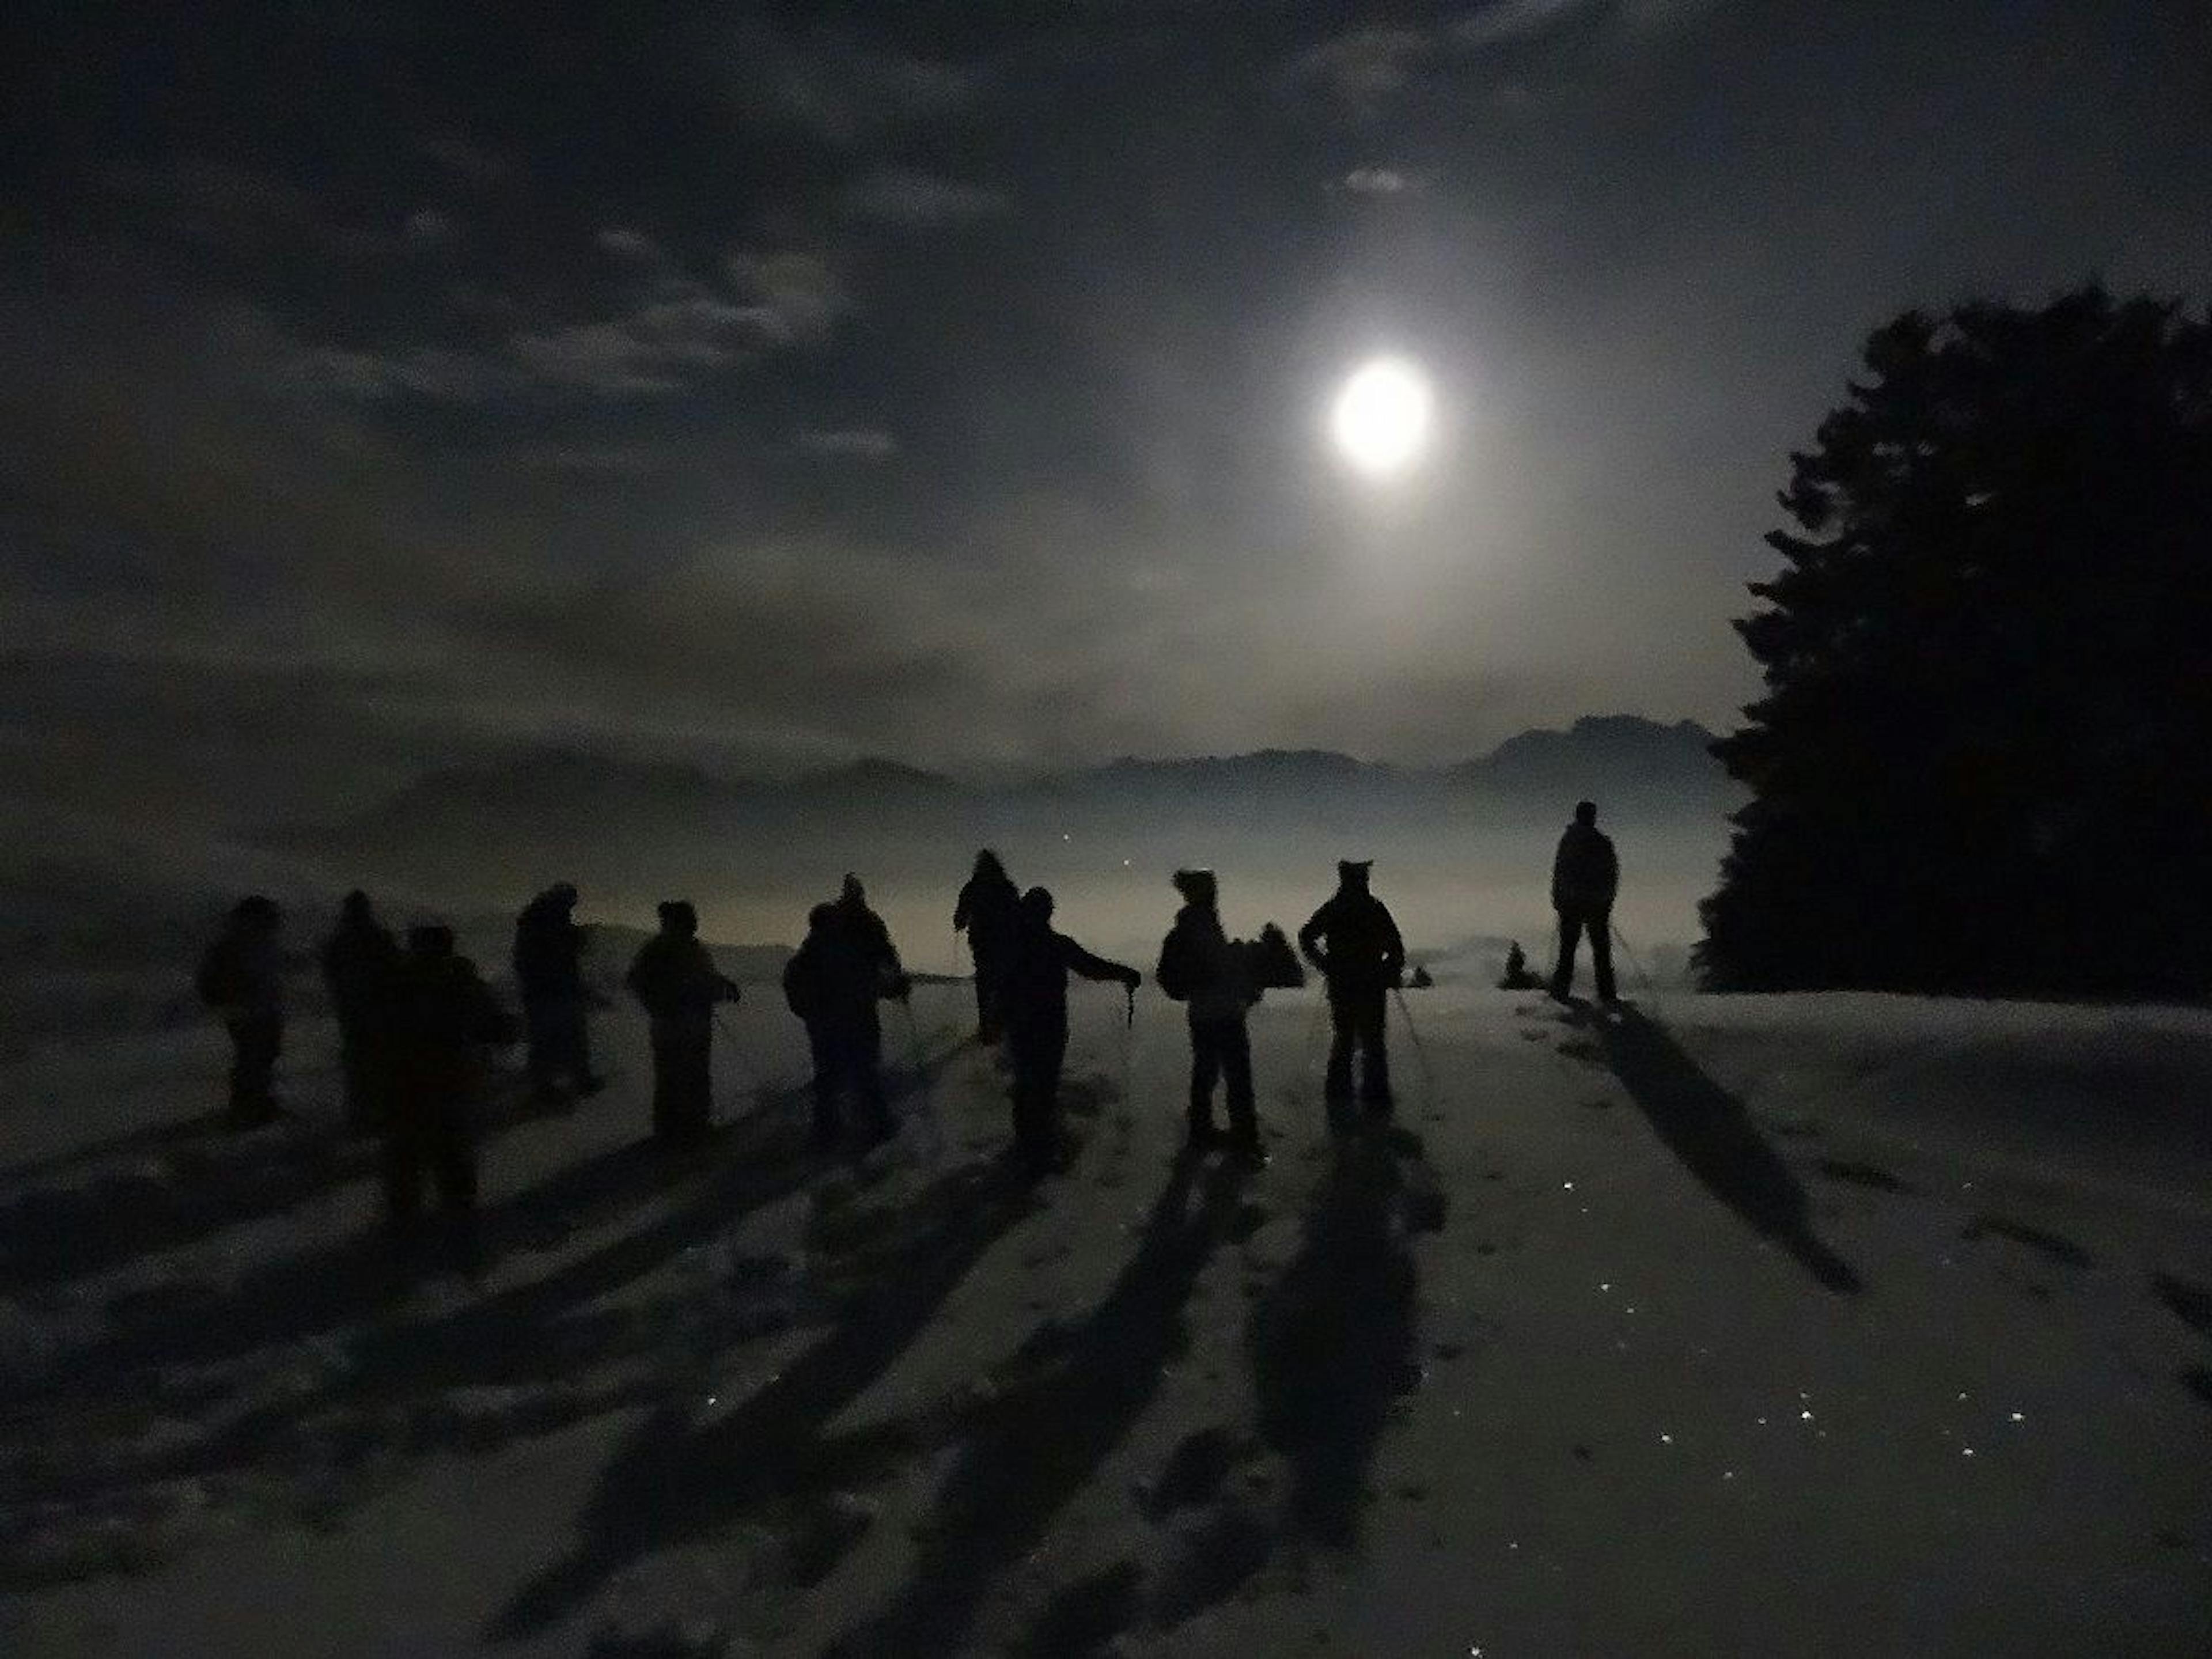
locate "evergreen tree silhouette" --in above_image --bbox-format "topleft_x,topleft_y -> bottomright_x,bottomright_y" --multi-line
1699,287 -> 2212,997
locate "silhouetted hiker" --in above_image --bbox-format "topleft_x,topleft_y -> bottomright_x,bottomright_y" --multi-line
1157,869 -> 1265,1167
195,895 -> 286,1127
832,873 -> 905,988
1498,941 -> 1541,991
1299,859 -> 1406,1117
626,900 -> 741,1146
784,893 -> 908,1149
386,924 -> 516,1274
953,849 -> 1021,1043
999,886 -> 1140,1176
513,882 -> 605,1105
1551,801 -> 1620,1003
320,889 -> 401,1132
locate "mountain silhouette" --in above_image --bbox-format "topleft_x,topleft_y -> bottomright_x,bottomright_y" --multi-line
275,717 -> 1724,851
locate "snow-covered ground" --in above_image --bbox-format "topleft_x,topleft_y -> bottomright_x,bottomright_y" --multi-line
3,973 -> 2210,1656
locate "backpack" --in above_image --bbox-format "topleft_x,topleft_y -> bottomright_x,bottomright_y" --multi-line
782,946 -> 823,1021
1155,922 -> 1194,1002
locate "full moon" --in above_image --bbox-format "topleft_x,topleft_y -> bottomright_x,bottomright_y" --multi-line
1330,356 -> 1433,478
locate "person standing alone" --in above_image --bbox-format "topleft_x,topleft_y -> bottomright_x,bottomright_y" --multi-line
1298,859 -> 1406,1117
1550,800 -> 1620,1003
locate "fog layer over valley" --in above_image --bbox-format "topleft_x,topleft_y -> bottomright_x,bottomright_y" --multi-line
246,716 -> 1733,974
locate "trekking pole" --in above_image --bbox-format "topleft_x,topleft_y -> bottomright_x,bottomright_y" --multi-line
1608,922 -> 1656,999
1294,985 -> 1329,1129
899,995 -> 946,1162
1299,984 -> 1328,1071
713,1004 -> 755,1125
1119,984 -> 1136,1107
1390,986 -> 1441,1110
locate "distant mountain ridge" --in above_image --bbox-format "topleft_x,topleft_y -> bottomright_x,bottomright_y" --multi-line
266,715 -> 1736,875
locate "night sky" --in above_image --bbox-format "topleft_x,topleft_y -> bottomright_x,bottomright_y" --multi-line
9,1 -> 2209,828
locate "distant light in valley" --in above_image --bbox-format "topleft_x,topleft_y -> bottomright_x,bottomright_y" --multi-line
1331,356 -> 1433,478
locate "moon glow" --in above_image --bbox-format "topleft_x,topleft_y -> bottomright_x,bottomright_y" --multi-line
1330,357 -> 1434,478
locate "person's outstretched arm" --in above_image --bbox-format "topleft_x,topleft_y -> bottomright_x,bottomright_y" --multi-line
1061,935 -> 1139,987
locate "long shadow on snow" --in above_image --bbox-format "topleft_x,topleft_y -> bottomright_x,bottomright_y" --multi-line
0,1105 -> 893,1588
5,1045 -> 976,1574
17,1086 -> 830,1429
820,1152 -> 1244,1658
1578,1005 -> 1862,1295
1248,1122 -> 1425,1554
0,1106 -> 243,1188
0,1080 -> 560,1298
38,1017 -> 973,1396
0,1003 -> 971,1300
489,1150 -> 1042,1642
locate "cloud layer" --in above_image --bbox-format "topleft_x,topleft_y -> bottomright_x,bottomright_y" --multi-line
7,0 -> 2210,837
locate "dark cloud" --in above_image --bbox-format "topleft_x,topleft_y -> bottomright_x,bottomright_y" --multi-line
797,428 -> 901,459
1285,0 -> 1723,112
840,166 -> 1014,228
509,294 -> 771,396
1341,166 -> 1418,196
718,14 -> 993,147
1285,27 -> 1435,111
724,250 -> 850,339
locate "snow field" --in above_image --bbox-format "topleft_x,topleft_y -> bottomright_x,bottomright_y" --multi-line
3,979 -> 2210,1655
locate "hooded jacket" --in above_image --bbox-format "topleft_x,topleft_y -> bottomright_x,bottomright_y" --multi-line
954,866 -> 1021,959
513,893 -> 587,1001
626,934 -> 738,1025
1159,904 -> 1256,1023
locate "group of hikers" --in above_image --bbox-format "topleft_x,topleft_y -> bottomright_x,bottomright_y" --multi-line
194,803 -> 1622,1264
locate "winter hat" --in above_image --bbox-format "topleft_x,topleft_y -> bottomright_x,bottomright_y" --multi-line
1172,869 -> 1217,905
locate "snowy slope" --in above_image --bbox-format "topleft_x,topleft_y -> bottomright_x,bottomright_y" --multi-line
3,981 -> 2210,1657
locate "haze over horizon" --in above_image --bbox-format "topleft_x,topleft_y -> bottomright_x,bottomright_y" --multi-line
9,2 -> 2209,840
